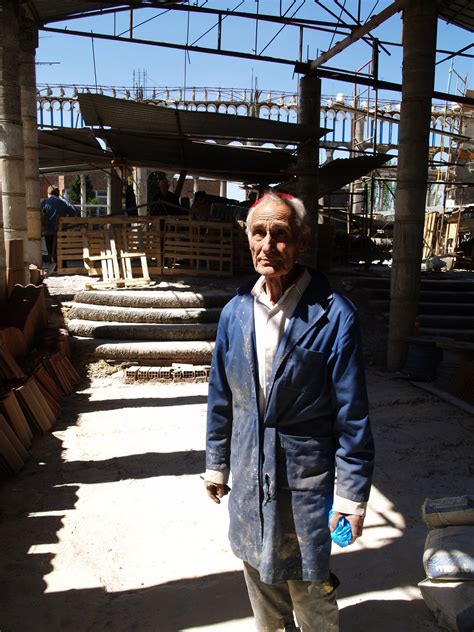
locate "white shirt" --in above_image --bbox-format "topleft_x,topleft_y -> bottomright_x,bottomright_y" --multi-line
206,269 -> 366,517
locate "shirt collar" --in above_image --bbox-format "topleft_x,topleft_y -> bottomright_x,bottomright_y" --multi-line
251,267 -> 310,307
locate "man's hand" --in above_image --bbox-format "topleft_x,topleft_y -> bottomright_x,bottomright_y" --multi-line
329,511 -> 364,544
204,480 -> 230,504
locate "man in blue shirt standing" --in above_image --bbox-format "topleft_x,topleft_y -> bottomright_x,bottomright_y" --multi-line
41,185 -> 77,262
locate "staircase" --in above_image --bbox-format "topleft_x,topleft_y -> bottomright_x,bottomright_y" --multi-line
353,273 -> 474,342
67,282 -> 239,364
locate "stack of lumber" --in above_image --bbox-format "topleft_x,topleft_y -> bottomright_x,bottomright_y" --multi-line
0,351 -> 81,476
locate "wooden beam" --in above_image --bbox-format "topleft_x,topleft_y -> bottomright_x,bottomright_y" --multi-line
308,0 -> 406,70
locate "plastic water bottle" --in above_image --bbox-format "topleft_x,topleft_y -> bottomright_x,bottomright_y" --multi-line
329,509 -> 352,548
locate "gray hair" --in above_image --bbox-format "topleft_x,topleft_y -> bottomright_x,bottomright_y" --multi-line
246,192 -> 309,239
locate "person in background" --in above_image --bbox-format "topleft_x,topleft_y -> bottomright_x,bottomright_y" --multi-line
41,185 -> 77,262
204,192 -> 374,632
149,175 -> 185,216
191,190 -> 212,221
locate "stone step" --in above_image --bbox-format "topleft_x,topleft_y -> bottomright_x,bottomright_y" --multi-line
366,288 -> 474,303
74,289 -> 234,309
68,303 -> 221,324
418,314 -> 474,328
68,319 -> 218,341
370,300 -> 474,316
351,275 -> 474,292
419,328 -> 474,342
82,339 -> 215,363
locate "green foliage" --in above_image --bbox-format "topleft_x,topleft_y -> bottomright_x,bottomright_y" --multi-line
67,175 -> 96,204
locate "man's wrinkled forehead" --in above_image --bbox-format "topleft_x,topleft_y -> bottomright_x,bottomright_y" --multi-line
251,202 -> 296,230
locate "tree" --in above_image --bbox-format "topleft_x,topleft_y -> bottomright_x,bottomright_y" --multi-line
67,175 -> 96,204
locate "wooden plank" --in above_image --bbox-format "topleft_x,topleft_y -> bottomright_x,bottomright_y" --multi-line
15,379 -> 53,434
0,413 -> 28,460
0,343 -> 25,379
35,365 -> 64,402
0,427 -> 24,474
0,391 -> 33,447
27,378 -> 56,427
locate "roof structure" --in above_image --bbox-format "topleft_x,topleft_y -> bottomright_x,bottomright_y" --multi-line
437,0 -> 474,32
38,128 -> 111,172
77,93 -> 326,144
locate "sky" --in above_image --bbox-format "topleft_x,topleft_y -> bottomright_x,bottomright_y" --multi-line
36,0 -> 473,104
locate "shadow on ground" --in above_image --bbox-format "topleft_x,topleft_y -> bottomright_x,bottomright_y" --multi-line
0,367 -> 472,631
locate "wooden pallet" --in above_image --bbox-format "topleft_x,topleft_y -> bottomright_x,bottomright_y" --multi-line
57,215 -> 234,277
162,217 -> 233,276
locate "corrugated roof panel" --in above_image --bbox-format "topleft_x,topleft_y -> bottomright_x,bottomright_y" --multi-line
100,131 -> 294,182
38,128 -> 112,168
78,94 -> 327,144
437,0 -> 474,32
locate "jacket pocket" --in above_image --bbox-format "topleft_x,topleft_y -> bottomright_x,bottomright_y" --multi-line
280,346 -> 329,393
277,433 -> 334,492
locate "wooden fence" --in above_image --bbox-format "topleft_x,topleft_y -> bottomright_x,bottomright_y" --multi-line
56,215 -> 253,277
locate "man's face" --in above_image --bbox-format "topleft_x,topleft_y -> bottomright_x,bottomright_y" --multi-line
248,201 -> 308,278
159,180 -> 168,193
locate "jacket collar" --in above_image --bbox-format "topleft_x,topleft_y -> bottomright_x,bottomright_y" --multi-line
235,267 -> 333,389
265,268 -> 333,406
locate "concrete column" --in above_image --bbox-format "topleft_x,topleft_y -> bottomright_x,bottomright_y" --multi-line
351,105 -> 366,216
296,75 -> 321,268
134,166 -> 148,216
80,174 -> 87,216
219,180 -> 227,198
0,180 -> 6,301
0,0 -> 28,282
108,166 -> 122,215
387,0 -> 438,370
20,20 -> 41,267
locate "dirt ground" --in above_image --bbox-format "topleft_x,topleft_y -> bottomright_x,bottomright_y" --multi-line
0,364 -> 472,632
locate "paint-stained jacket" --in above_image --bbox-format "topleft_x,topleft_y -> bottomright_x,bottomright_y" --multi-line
206,268 -> 374,584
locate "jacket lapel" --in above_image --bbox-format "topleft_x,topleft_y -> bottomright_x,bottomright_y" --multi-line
235,291 -> 259,403
265,270 -> 332,408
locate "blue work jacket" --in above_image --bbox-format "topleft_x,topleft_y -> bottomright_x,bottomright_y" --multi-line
206,267 -> 374,584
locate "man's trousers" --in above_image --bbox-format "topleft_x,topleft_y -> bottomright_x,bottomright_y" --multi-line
243,561 -> 339,632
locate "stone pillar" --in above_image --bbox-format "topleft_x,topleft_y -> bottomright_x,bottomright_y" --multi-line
20,20 -> 41,267
297,75 -> 321,268
387,0 -> 438,370
134,166 -> 148,216
0,180 -> 6,301
351,105 -> 366,216
0,0 -> 28,282
219,180 -> 227,198
193,176 -> 199,193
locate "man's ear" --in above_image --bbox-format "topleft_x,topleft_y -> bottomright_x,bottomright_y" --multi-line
298,230 -> 310,252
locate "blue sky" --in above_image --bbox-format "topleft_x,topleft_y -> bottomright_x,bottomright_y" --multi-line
36,1 -> 473,103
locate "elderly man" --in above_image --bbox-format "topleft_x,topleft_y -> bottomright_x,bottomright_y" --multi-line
204,192 -> 374,632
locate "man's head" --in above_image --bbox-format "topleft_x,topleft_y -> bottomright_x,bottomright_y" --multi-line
158,176 -> 170,194
246,192 -> 309,278
48,185 -> 60,197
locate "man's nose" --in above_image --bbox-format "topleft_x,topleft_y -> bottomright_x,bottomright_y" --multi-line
261,231 -> 274,251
